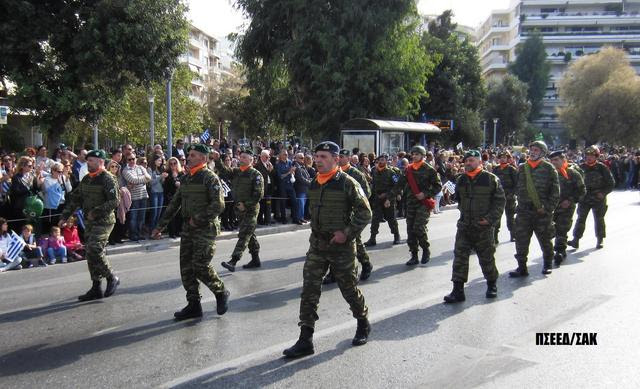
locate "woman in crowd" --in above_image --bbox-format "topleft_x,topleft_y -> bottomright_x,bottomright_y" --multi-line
162,157 -> 184,238
8,156 -> 39,232
148,155 -> 166,230
107,160 -> 128,245
40,161 -> 73,234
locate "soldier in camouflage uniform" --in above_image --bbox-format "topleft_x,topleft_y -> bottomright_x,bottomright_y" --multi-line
364,154 -> 401,246
444,150 -> 505,303
509,141 -> 560,277
493,150 -> 518,243
215,149 -> 265,272
61,149 -> 121,301
283,141 -> 372,359
569,146 -> 615,250
152,144 -> 230,321
324,149 -> 373,284
396,145 -> 442,266
549,151 -> 585,265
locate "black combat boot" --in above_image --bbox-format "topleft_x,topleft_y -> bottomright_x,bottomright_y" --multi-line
104,274 -> 120,298
352,318 -> 371,346
443,281 -> 466,303
567,239 -> 579,249
392,231 -> 401,245
405,252 -> 419,266
596,238 -> 604,249
554,251 -> 565,266
541,261 -> 553,275
221,257 -> 239,272
174,300 -> 203,320
242,252 -> 261,269
359,262 -> 373,281
421,249 -> 430,264
486,280 -> 498,298
510,233 -> 516,242
78,281 -> 103,302
322,270 -> 336,284
364,235 -> 377,247
508,265 -> 529,278
283,326 -> 315,358
214,289 -> 230,315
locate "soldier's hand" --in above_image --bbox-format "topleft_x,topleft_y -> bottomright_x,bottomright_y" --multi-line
384,199 -> 391,208
236,202 -> 245,212
477,218 -> 489,226
330,230 -> 347,244
416,192 -> 425,200
560,199 -> 571,209
536,208 -> 546,215
189,218 -> 197,227
596,192 -> 604,200
151,228 -> 162,239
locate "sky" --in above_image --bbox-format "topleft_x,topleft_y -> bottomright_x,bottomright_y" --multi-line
188,0 -> 514,39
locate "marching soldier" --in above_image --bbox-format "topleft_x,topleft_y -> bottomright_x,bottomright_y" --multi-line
397,146 -> 442,266
214,149 -> 265,271
444,150 -> 505,303
509,141 -> 560,277
569,146 -> 615,249
283,141 -> 372,358
324,149 -> 373,284
61,149 -> 120,301
549,151 -> 585,265
364,154 -> 401,247
151,144 -> 230,320
493,150 -> 518,243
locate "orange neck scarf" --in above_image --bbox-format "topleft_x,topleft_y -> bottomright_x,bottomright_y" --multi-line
189,162 -> 207,176
410,160 -> 425,170
585,160 -> 597,167
316,166 -> 339,185
527,159 -> 542,169
239,164 -> 251,172
340,163 -> 351,171
499,163 -> 509,169
557,161 -> 569,179
465,166 -> 483,179
88,168 -> 104,178
376,164 -> 386,172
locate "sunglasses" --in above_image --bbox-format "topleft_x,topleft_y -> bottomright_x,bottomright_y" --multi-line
127,158 -> 136,161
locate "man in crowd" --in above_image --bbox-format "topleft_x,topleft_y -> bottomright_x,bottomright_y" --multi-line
275,149 -> 299,224
121,152 -> 151,241
255,150 -> 276,226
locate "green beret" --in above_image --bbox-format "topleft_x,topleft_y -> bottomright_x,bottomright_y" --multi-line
548,150 -> 565,159
239,148 -> 253,156
86,149 -> 107,160
187,143 -> 210,155
314,141 -> 340,154
410,145 -> 427,155
464,150 -> 482,159
339,149 -> 351,156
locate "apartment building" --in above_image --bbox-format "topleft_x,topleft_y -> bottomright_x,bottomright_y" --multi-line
183,24 -> 221,104
477,0 -> 640,135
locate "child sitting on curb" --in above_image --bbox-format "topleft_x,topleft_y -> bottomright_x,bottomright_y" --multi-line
62,216 -> 84,261
46,226 -> 68,265
19,224 -> 47,268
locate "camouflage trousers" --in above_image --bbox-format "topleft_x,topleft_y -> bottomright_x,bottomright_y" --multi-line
553,203 -> 577,252
85,222 -> 115,282
355,233 -> 370,265
179,222 -> 225,302
298,234 -> 368,329
369,198 -> 399,236
451,222 -> 498,283
406,202 -> 430,255
231,204 -> 260,260
514,210 -> 555,267
495,196 -> 516,241
573,200 -> 608,240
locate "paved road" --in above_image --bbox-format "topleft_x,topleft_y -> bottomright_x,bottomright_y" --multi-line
1,191 -> 639,388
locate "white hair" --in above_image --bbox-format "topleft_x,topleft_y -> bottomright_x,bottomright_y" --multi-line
261,150 -> 270,157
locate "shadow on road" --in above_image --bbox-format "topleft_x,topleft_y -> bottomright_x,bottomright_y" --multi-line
0,299 -> 98,324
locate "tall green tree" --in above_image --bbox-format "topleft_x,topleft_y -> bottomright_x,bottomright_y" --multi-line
485,74 -> 531,144
0,0 -> 188,146
419,10 -> 486,146
558,47 -> 640,146
509,32 -> 550,121
234,0 -> 435,140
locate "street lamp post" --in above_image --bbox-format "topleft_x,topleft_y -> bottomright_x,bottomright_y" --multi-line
148,93 -> 155,148
92,122 -> 99,149
166,72 -> 173,159
482,120 -> 487,149
492,118 -> 499,148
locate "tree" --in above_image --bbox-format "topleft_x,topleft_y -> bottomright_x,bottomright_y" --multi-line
0,0 -> 188,146
509,32 -> 550,120
484,74 -> 531,144
558,47 -> 640,146
419,10 -> 486,146
234,0 -> 435,140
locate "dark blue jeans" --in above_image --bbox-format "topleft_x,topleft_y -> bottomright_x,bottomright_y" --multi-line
149,192 -> 164,229
277,186 -> 298,222
129,198 -> 147,240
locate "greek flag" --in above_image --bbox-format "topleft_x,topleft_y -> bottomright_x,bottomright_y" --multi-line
221,180 -> 231,197
1,180 -> 9,194
200,129 -> 211,144
76,209 -> 85,230
443,180 -> 456,195
6,231 -> 26,261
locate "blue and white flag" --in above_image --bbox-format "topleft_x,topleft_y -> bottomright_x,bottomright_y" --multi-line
220,179 -> 231,197
76,209 -> 85,230
200,129 -> 211,144
443,180 -> 456,195
6,231 -> 26,261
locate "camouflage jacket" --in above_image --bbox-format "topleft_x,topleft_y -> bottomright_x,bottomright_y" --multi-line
515,160 -> 560,214
215,160 -> 264,206
454,170 -> 506,227
579,161 -> 615,203
63,170 -> 119,225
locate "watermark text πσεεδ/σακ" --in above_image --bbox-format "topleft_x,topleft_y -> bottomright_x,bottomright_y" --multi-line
536,332 -> 597,345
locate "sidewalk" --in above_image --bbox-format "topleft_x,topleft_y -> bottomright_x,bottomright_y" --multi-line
106,204 -> 458,256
